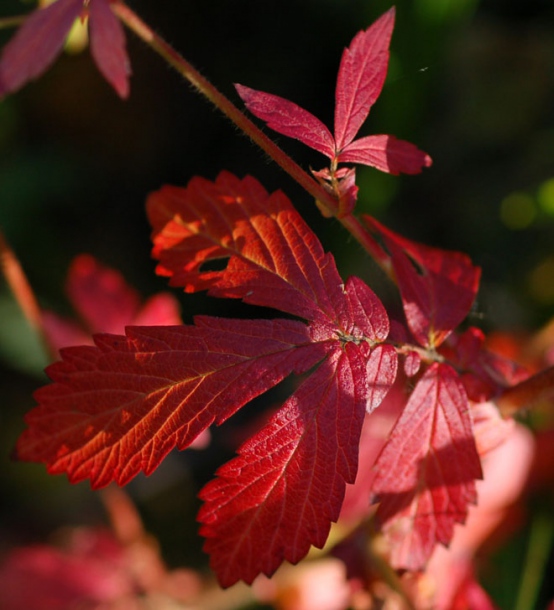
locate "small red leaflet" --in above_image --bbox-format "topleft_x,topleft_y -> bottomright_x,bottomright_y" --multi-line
235,8 -> 431,178
17,172 -> 398,587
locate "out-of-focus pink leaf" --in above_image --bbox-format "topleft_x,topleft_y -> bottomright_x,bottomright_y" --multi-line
337,134 -> 432,175
373,363 -> 482,571
334,8 -> 395,151
0,529 -> 133,610
471,401 -> 515,457
0,0 -> 83,95
88,0 -> 131,98
235,84 -> 336,158
65,254 -> 140,335
42,254 -> 182,352
425,423 -> 534,610
132,293 -> 184,327
365,217 -> 481,348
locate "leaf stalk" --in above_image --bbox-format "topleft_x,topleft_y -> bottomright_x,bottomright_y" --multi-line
110,0 -> 389,267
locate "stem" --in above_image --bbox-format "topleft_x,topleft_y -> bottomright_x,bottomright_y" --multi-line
0,230 -> 55,362
111,1 -> 337,214
110,1 -> 390,267
514,510 -> 554,610
341,213 -> 393,276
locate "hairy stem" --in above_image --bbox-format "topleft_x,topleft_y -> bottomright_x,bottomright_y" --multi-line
110,1 -> 389,267
111,2 -> 335,209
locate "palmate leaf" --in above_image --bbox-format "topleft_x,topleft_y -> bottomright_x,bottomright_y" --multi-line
372,363 -> 482,570
235,8 -> 431,177
17,172 -> 397,585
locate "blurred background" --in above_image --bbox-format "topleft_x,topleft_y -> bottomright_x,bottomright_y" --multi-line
0,0 -> 553,607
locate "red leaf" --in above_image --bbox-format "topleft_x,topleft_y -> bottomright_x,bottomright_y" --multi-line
235,10 -> 431,180
42,254 -> 182,352
198,344 -> 368,587
337,134 -> 432,175
88,0 -> 131,98
65,254 -> 141,333
339,275 -> 390,343
366,344 -> 398,411
0,0 -> 83,95
235,84 -> 335,158
373,363 -> 482,571
333,8 -> 395,151
17,319 -> 326,488
404,350 -> 421,377
19,173 -> 397,584
312,166 -> 359,216
147,172 -> 347,323
365,217 -> 481,348
440,327 -> 530,403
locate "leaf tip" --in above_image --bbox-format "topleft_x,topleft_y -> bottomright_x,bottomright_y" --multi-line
234,82 -> 251,101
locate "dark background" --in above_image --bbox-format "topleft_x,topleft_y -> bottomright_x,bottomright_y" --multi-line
0,0 -> 553,607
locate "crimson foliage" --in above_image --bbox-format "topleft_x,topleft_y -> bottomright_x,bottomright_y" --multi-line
3,3 -> 539,593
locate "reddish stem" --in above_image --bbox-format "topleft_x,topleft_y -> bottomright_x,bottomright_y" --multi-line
110,1 -> 390,268
0,231 -> 55,361
110,2 -> 335,211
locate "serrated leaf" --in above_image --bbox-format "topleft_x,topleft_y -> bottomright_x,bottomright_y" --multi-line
365,217 -> 481,348
373,363 -> 482,570
235,84 -> 335,158
18,173 -> 397,585
337,134 -> 432,175
0,0 -> 83,95
199,343 -> 368,587
147,171 -> 347,324
17,319 -> 326,488
334,8 -> 395,151
88,0 -> 131,99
